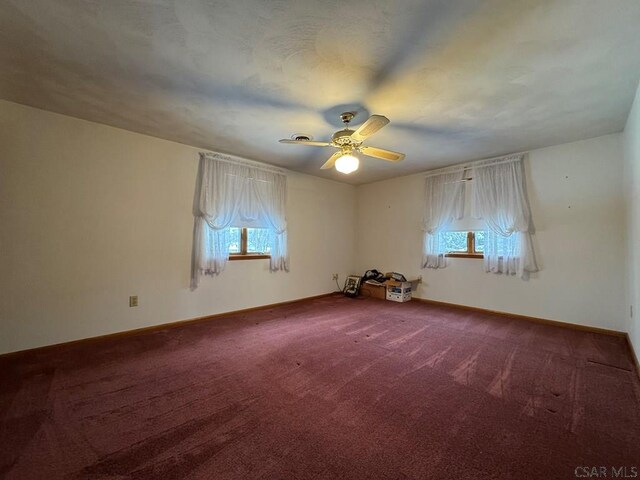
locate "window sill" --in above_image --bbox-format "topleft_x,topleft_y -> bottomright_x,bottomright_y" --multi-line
445,253 -> 484,259
229,254 -> 271,261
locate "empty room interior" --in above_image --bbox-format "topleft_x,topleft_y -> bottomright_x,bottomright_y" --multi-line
2,1 -> 640,479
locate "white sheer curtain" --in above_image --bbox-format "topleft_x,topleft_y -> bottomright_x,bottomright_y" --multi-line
191,153 -> 288,289
422,170 -> 466,268
471,155 -> 537,279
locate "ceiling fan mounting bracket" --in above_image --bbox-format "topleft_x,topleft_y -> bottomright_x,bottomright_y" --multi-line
340,112 -> 355,125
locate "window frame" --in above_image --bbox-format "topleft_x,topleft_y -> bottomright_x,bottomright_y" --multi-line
444,231 -> 484,259
229,227 -> 271,260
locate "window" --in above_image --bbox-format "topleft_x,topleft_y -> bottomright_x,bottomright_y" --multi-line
229,227 -> 271,260
440,230 -> 485,258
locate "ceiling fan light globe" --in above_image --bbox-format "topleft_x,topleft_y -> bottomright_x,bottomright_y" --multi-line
335,153 -> 359,174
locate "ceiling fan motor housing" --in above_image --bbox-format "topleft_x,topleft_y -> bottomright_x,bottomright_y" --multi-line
332,129 -> 359,147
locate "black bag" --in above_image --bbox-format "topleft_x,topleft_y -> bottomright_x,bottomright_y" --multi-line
362,269 -> 386,283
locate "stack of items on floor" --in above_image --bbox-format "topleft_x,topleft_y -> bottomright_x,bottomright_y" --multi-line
359,270 -> 414,302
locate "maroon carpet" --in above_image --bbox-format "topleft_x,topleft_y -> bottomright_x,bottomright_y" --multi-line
1,295 -> 639,479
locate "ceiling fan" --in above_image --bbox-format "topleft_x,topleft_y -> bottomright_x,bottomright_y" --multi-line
279,112 -> 405,174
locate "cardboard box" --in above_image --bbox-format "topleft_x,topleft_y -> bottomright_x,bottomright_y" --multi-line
360,281 -> 387,299
386,282 -> 412,302
361,278 -> 419,302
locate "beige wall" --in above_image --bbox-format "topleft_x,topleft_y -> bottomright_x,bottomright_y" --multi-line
624,80 -> 640,356
0,100 -> 357,354
0,98 -> 633,355
356,134 -> 627,331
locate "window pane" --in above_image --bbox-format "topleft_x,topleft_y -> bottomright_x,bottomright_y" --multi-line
246,228 -> 270,254
228,227 -> 241,254
440,231 -> 468,252
474,230 -> 485,253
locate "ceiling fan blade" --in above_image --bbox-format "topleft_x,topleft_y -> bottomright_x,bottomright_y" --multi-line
320,151 -> 343,170
360,146 -> 405,162
279,139 -> 331,147
350,115 -> 390,142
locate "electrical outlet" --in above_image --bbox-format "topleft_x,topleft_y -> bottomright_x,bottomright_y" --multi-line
129,295 -> 138,307
332,273 -> 339,280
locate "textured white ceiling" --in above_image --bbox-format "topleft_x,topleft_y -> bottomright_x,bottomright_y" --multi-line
1,0 -> 640,184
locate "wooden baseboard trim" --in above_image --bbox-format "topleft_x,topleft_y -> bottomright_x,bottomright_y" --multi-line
1,292 -> 339,360
626,333 -> 640,380
412,297 -> 626,337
